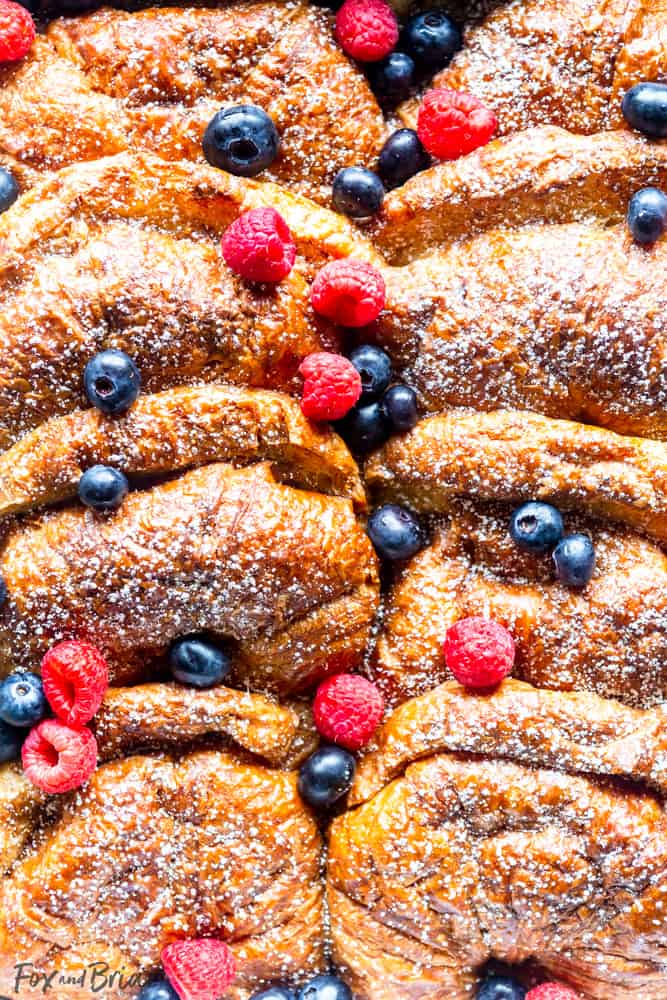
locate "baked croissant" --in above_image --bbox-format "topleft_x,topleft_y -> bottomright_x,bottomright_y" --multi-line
0,1 -> 386,205
328,679 -> 667,999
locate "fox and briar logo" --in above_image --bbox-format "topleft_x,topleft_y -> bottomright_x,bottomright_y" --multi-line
9,962 -> 149,995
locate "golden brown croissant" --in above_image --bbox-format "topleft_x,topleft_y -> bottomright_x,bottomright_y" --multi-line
328,679 -> 667,1000
0,461 -> 379,690
0,152 -> 380,451
0,1 -> 386,205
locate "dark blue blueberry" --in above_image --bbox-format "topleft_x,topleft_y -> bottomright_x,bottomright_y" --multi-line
0,672 -> 47,728
0,718 -> 23,763
0,575 -> 6,608
349,345 -> 392,402
0,168 -> 19,214
203,105 -> 280,177
622,82 -> 667,139
402,9 -> 462,72
368,52 -> 416,109
169,633 -> 232,689
84,349 -> 141,415
553,534 -> 596,589
367,504 -> 424,561
477,974 -> 526,1000
382,384 -> 419,432
335,401 -> 389,453
251,988 -> 296,1000
78,465 -> 129,513
297,976 -> 352,1000
627,187 -> 667,244
509,502 -> 564,555
137,979 -> 179,1000
332,167 -> 384,219
377,128 -> 430,190
298,747 -> 355,810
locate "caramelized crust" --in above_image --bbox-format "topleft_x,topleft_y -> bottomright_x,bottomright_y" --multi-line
0,385 -> 366,517
0,462 -> 379,690
398,0 -> 665,138
365,409 -> 667,545
329,681 -> 667,998
0,751 -> 324,999
373,506 -> 667,708
0,152 -> 380,451
0,2 -> 386,205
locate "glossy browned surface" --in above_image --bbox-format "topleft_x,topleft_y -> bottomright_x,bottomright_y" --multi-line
398,0 -> 665,137
0,152 -> 380,452
329,681 -> 667,999
0,2 -> 386,205
0,462 -> 380,690
373,506 -> 667,708
366,409 -> 667,544
0,751 -> 324,999
0,385 -> 365,517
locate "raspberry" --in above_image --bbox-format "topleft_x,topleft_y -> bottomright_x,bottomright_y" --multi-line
335,0 -> 398,63
0,0 -> 34,63
22,720 -> 98,794
299,351 -> 362,421
221,207 -> 296,283
162,939 -> 236,1000
417,88 -> 497,160
314,673 -> 385,751
444,616 -> 515,689
527,986 -> 580,1000
311,259 -> 386,328
41,640 -> 110,726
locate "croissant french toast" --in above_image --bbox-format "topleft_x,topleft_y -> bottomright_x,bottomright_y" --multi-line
328,679 -> 667,999
0,1 -> 386,205
0,690 -> 325,999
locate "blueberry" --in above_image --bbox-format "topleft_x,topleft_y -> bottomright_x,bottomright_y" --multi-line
84,349 -> 141,415
297,977 -> 352,1000
169,634 -> 232,689
477,974 -> 526,1000
203,105 -> 280,178
509,502 -> 564,555
137,979 -> 180,1000
622,82 -> 667,139
251,988 -> 296,1000
367,504 -> 424,561
553,534 -> 596,589
377,129 -> 430,191
402,9 -> 462,72
627,187 -> 667,244
382,384 -> 419,432
0,718 -> 23,763
0,672 -> 47,728
332,167 -> 384,219
298,747 -> 355,810
349,345 -> 392,402
78,466 -> 129,513
368,52 -> 416,108
0,575 -> 6,608
335,401 -> 389,453
0,168 -> 19,214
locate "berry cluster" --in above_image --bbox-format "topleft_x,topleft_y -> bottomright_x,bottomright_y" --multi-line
509,502 -> 596,590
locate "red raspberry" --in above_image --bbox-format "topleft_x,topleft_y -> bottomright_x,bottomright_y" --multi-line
314,673 -> 385,751
41,640 -> 109,726
0,0 -> 34,63
162,939 -> 236,1000
22,720 -> 98,794
311,259 -> 386,328
221,207 -> 296,283
299,351 -> 362,421
527,986 -> 580,1000
335,0 -> 398,63
444,616 -> 515,689
417,88 -> 497,160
